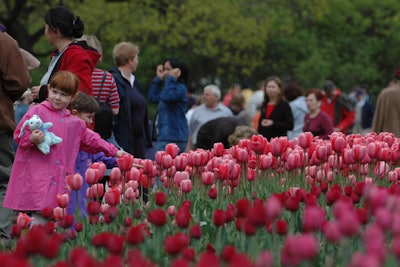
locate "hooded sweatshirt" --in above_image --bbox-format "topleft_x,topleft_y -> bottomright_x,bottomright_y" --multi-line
287,96 -> 308,140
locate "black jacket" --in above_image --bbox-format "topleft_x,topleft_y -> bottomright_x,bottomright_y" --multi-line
257,99 -> 293,140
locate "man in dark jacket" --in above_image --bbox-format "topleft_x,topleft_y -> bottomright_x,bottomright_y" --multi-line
0,26 -> 30,242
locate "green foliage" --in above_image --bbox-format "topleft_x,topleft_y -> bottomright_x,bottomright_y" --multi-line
3,0 -> 400,97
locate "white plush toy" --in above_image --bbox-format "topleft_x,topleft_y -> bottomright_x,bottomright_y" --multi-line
19,114 -> 62,155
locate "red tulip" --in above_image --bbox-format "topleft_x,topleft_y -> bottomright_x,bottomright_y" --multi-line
66,173 -> 83,191
126,223 -> 150,245
190,224 -> 202,239
211,142 -> 225,157
175,206 -> 191,228
221,245 -> 237,262
250,134 -> 269,154
104,187 -> 121,206
87,201 -> 101,216
152,191 -> 166,206
147,209 -> 167,227
104,206 -> 119,224
90,161 -> 107,179
208,186 -> 218,199
60,214 -> 75,229
116,153 -> 134,171
164,233 -> 189,255
213,209 -> 226,227
165,143 -> 180,158
275,219 -> 288,235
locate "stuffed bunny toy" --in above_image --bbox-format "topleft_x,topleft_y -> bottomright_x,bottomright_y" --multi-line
19,114 -> 62,155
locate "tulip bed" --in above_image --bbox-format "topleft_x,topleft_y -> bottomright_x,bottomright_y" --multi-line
2,131 -> 400,267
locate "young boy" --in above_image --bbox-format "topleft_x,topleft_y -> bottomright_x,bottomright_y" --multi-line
68,92 -> 118,217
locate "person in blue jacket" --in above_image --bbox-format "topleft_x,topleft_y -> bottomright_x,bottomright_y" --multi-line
149,57 -> 190,153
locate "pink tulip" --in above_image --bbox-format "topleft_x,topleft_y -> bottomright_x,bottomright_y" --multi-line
126,180 -> 139,190
165,143 -> 180,158
56,193 -> 70,208
155,151 -> 166,166
343,148 -> 355,165
264,195 -> 283,220
116,154 -> 134,171
85,168 -> 100,185
91,161 -> 107,179
125,187 -> 136,201
174,171 -> 190,187
142,159 -> 155,175
302,205 -> 325,232
367,141 -> 382,159
109,167 -> 121,184
352,144 -> 366,161
167,205 -> 176,216
66,173 -> 83,191
161,154 -> 173,169
255,250 -> 273,267
174,155 -> 188,171
246,167 -> 255,182
87,183 -> 104,199
297,132 -> 313,149
128,167 -> 143,181
374,161 -> 389,179
180,179 -> 192,193
270,137 -> 288,156
258,154 -> 274,170
53,207 -> 66,220
201,171 -> 214,186
322,221 -> 342,243
331,133 -> 346,153
188,150 -> 209,167
17,212 -> 33,228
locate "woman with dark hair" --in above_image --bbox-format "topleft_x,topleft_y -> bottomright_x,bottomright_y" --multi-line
149,58 -> 190,153
31,6 -> 100,102
257,76 -> 293,140
303,89 -> 334,140
284,82 -> 308,140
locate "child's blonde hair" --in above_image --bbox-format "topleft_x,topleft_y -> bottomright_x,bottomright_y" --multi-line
48,71 -> 79,96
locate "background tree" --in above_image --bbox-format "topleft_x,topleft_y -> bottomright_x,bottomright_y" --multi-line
2,0 -> 400,101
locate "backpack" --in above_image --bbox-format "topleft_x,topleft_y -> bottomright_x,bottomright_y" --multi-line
94,71 -> 113,140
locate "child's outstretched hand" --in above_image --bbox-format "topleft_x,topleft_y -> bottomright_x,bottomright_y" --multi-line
29,129 -> 44,145
116,149 -> 130,158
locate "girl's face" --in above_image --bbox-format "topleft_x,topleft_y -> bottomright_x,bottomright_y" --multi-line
306,93 -> 321,112
48,87 -> 73,110
44,24 -> 57,46
164,61 -> 180,78
266,80 -> 280,100
76,112 -> 95,127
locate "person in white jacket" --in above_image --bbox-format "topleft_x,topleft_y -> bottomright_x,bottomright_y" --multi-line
283,82 -> 308,140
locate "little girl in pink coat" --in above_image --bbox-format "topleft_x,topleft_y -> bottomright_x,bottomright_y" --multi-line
4,71 -> 126,213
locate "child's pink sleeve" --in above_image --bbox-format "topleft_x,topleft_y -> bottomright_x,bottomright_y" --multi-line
80,128 -> 118,156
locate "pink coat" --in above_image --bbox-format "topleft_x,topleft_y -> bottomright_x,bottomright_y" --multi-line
4,101 -> 118,211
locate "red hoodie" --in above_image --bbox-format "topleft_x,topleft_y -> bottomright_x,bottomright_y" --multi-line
57,42 -> 100,96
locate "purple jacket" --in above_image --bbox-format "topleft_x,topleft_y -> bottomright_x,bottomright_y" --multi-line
4,101 -> 118,211
67,151 -> 116,217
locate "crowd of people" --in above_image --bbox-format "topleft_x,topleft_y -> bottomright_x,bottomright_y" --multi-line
3,4 -> 400,246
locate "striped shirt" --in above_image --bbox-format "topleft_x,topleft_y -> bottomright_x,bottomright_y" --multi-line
92,68 -> 120,109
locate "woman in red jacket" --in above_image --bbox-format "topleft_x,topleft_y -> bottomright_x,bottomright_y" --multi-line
31,6 -> 100,102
